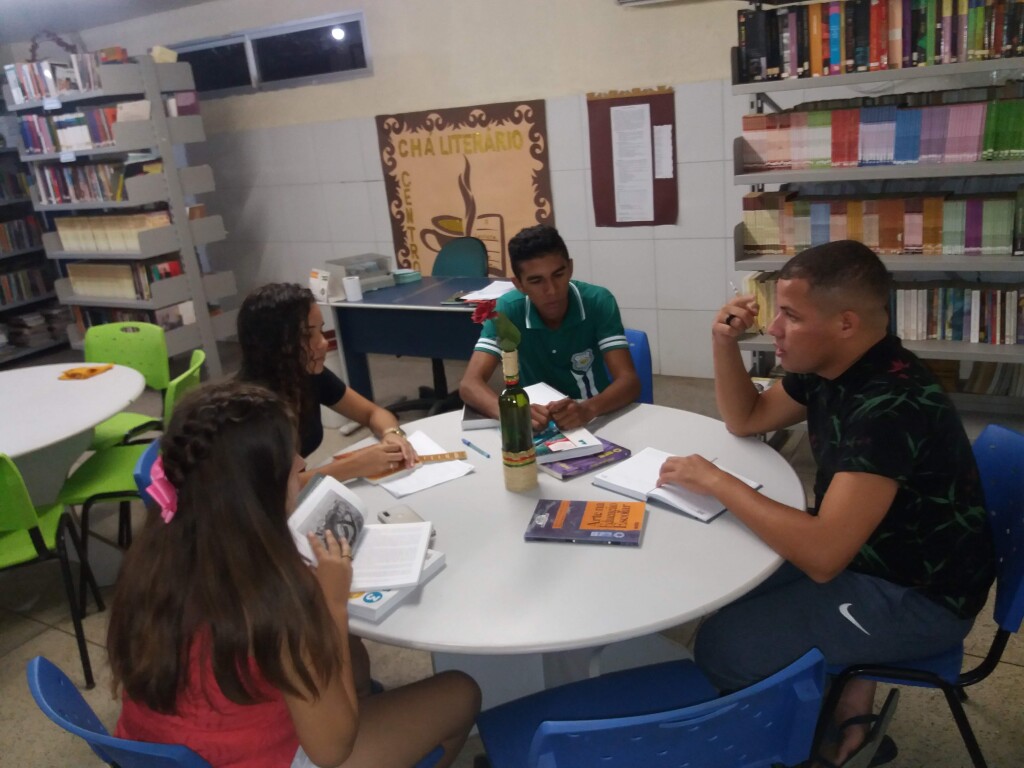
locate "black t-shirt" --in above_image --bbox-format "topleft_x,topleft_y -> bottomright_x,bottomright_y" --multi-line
783,335 -> 994,619
298,369 -> 347,458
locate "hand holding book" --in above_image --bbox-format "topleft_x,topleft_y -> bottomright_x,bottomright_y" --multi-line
657,453 -> 752,502
307,527 -> 355,613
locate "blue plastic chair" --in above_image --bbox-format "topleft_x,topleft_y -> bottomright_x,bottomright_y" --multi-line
625,328 -> 653,404
815,424 -> 1024,768
133,439 -> 161,507
27,656 -> 212,767
476,648 -> 825,768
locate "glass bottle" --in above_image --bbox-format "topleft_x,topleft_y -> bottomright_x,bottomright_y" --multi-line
498,349 -> 538,491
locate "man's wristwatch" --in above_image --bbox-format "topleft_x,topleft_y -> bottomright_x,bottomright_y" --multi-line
382,426 -> 407,439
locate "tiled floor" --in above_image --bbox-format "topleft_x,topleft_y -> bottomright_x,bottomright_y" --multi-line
1,345 -> 1022,767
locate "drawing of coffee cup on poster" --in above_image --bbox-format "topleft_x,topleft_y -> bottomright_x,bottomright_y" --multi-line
376,100 -> 553,277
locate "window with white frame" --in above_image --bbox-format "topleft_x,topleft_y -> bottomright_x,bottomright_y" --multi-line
173,12 -> 369,96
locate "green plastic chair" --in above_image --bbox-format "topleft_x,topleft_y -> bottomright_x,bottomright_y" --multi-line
1,455 -> 104,689
86,322 -> 171,450
59,349 -> 205,610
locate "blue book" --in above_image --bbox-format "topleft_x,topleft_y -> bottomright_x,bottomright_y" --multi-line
893,108 -> 922,164
810,202 -> 831,246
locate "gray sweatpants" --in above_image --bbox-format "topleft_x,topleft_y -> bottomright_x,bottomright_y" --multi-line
694,563 -> 976,692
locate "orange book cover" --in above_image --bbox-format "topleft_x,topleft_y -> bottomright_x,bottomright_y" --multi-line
810,2 -> 824,75
923,196 -> 945,255
847,200 -> 865,243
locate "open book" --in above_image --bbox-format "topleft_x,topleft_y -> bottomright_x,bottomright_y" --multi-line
289,475 -> 432,592
523,382 -> 605,464
592,447 -> 763,523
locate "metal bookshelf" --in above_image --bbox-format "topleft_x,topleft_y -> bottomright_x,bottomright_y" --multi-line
732,47 -> 1024,407
6,57 -> 235,376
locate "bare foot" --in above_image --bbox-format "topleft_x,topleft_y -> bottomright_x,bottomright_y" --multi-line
831,678 -> 877,764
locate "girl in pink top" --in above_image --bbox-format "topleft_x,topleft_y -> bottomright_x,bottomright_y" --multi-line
107,382 -> 479,767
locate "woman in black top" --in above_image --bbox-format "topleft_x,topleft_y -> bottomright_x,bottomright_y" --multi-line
238,283 -> 416,486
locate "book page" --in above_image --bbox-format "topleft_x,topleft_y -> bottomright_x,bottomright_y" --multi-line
350,522 -> 432,592
593,446 -> 670,498
649,464 -> 763,523
523,381 -> 569,405
459,281 -> 516,302
289,475 -> 368,563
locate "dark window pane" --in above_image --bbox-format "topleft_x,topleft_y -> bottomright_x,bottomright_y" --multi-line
178,44 -> 251,92
253,21 -> 367,84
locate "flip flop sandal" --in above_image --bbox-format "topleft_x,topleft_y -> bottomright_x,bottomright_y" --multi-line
815,688 -> 900,768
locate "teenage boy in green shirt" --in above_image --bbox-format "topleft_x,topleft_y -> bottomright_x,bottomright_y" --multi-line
459,225 -> 640,431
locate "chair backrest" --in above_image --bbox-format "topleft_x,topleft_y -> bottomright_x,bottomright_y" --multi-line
133,440 -> 162,507
85,322 -> 171,391
27,656 -> 212,768
527,648 -> 825,768
431,237 -> 488,277
972,424 -> 1024,633
162,349 -> 206,425
625,328 -> 654,404
0,454 -> 40,534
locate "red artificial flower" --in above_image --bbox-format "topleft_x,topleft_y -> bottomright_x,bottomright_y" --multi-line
471,299 -> 499,324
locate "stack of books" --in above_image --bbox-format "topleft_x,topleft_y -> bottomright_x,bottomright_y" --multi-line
19,107 -> 120,155
54,211 -> 172,252
0,260 -> 54,308
2,49 -> 127,105
30,161 -> 127,205
288,476 -> 446,623
0,214 -> 43,256
0,168 -> 29,203
65,256 -> 183,300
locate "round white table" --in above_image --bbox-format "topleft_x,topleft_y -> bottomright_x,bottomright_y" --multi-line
0,363 -> 146,505
345,403 -> 805,707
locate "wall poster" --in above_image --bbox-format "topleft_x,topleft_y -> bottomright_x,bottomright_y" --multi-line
587,86 -> 678,227
376,100 -> 553,277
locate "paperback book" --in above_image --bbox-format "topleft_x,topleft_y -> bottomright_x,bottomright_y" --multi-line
532,420 -> 604,464
348,549 -> 446,622
288,474 -> 432,592
524,498 -> 646,546
538,437 -> 632,480
592,447 -> 763,523
462,402 -> 499,430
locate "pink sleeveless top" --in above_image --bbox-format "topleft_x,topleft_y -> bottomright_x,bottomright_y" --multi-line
116,631 -> 299,768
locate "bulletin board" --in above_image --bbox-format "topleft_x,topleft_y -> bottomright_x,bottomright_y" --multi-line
587,86 -> 677,227
376,100 -> 553,277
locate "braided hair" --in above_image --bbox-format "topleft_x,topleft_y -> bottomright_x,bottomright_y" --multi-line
107,381 -> 341,713
236,283 -> 315,414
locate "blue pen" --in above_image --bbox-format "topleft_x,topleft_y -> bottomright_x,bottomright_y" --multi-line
461,437 -> 491,459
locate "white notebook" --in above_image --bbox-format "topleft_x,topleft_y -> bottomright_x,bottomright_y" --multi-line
592,447 -> 763,523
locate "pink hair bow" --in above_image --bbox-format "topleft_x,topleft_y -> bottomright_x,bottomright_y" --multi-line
146,455 -> 178,524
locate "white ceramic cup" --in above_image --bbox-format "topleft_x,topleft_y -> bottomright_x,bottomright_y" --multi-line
342,275 -> 363,302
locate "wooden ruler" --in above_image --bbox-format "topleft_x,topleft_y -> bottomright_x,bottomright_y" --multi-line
418,451 -> 467,462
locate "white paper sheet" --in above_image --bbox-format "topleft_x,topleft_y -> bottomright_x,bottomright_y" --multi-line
377,431 -> 475,497
653,124 -> 674,179
611,103 -> 654,223
460,281 -> 516,302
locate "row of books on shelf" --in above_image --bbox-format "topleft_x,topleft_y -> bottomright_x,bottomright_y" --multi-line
741,96 -> 1024,170
743,271 -> 1024,344
736,0 -> 1024,83
16,94 -> 198,156
0,306 -> 72,358
962,360 -> 1024,394
70,300 -> 196,335
53,210 -> 172,252
0,169 -> 29,202
0,261 -> 53,307
0,214 -> 43,255
29,161 -> 129,206
2,48 -> 128,105
65,256 -> 183,300
741,191 -> 1024,256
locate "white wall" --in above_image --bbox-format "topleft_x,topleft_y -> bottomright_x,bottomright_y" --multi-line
9,0 -> 756,378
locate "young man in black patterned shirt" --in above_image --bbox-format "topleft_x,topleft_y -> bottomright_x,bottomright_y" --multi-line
658,240 -> 994,764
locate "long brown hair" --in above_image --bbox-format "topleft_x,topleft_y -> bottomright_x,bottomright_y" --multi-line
106,382 -> 340,712
236,282 -> 315,413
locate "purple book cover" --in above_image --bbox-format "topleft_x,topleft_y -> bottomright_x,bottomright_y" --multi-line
965,198 -> 983,254
538,438 -> 632,480
524,498 -> 645,546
